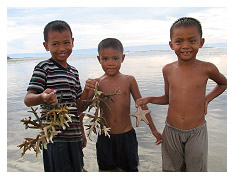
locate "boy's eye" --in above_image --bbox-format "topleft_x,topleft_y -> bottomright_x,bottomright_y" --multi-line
175,40 -> 182,44
64,41 -> 70,45
190,40 -> 196,43
103,57 -> 108,61
114,57 -> 119,60
52,43 -> 58,46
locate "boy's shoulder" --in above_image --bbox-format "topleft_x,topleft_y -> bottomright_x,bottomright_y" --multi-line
120,74 -> 137,86
162,61 -> 177,72
196,59 -> 214,66
68,64 -> 78,72
125,74 -> 135,81
196,60 -> 220,74
36,58 -> 52,68
195,60 -> 218,72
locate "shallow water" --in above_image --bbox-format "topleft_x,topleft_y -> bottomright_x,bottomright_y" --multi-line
7,47 -> 227,172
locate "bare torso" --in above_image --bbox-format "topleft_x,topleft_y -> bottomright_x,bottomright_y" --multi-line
97,73 -> 133,134
165,60 -> 208,129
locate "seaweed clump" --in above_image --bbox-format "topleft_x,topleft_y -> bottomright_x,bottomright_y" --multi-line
81,86 -> 121,140
17,95 -> 76,157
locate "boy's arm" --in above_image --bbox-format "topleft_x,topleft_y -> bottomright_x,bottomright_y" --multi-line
24,89 -> 58,107
205,63 -> 227,114
136,65 -> 169,106
76,78 -> 97,115
79,115 -> 87,148
129,75 -> 162,145
76,79 -> 98,148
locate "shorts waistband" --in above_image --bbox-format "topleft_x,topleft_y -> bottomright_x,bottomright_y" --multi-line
165,120 -> 207,133
109,128 -> 135,136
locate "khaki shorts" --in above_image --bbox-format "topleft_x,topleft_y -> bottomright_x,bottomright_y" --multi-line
161,121 -> 208,172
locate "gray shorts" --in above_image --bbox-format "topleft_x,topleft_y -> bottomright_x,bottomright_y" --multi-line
161,121 -> 208,172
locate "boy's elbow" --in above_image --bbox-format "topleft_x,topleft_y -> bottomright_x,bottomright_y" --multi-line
223,84 -> 227,92
24,97 -> 31,107
219,81 -> 227,91
24,95 -> 34,107
223,83 -> 227,88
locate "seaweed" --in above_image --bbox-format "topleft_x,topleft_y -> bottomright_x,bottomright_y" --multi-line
80,86 -> 120,140
17,94 -> 76,157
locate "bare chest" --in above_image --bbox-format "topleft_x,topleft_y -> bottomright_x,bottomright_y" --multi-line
97,79 -> 130,101
168,68 -> 208,92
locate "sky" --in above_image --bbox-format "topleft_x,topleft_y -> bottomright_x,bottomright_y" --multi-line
7,7 -> 227,55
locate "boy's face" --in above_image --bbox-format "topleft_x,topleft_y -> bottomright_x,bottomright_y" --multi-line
97,47 -> 125,76
43,30 -> 74,66
169,26 -> 204,62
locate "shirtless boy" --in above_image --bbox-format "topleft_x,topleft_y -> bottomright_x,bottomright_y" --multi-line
136,17 -> 227,172
86,38 -> 162,172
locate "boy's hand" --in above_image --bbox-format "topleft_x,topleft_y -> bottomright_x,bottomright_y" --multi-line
152,130 -> 162,145
42,88 -> 58,106
84,78 -> 98,92
135,97 -> 149,107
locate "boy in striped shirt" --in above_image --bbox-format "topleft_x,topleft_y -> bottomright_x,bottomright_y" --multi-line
24,20 -> 96,172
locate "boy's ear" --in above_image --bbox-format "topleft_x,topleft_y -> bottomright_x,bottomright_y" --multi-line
200,38 -> 205,48
169,41 -> 174,50
121,54 -> 125,63
43,42 -> 49,51
97,56 -> 101,63
72,38 -> 74,47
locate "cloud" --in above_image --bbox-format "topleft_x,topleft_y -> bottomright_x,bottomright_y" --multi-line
7,7 -> 227,54
7,23 -> 44,54
187,8 -> 227,43
71,18 -> 172,49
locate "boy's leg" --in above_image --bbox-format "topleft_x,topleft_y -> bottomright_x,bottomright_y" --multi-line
69,141 -> 84,172
161,123 -> 186,172
96,129 -> 138,172
43,147 -> 51,172
117,128 -> 139,172
96,134 -> 117,171
185,123 -> 208,172
44,142 -> 73,172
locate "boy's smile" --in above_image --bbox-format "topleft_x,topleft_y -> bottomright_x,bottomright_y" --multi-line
169,26 -> 204,62
97,47 -> 125,76
43,30 -> 74,68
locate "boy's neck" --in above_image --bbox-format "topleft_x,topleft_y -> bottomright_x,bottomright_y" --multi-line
104,72 -> 121,77
60,62 -> 68,69
177,58 -> 197,67
54,59 -> 68,68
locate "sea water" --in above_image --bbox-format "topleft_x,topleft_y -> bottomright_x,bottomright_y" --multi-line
7,47 -> 227,172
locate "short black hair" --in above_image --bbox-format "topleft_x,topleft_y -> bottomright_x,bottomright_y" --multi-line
43,20 -> 73,42
170,17 -> 203,39
98,38 -> 124,54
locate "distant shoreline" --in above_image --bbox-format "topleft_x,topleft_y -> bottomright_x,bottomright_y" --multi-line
7,56 -> 49,62
7,43 -> 226,60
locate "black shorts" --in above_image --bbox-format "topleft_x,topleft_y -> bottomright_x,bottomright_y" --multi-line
43,141 -> 84,172
96,128 -> 139,171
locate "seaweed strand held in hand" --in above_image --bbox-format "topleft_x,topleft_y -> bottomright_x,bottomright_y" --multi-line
80,86 -> 120,140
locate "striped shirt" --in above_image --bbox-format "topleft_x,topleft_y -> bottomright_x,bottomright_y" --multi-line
27,58 -> 83,142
